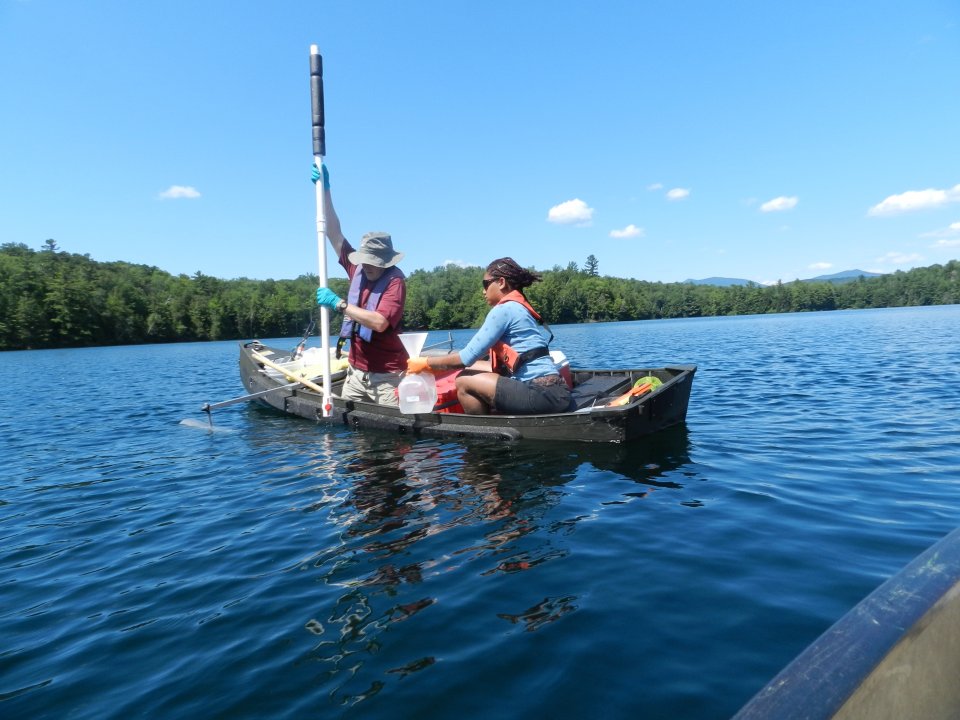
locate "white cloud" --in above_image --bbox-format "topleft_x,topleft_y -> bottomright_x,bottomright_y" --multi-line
932,238 -> 960,248
547,198 -> 594,225
646,183 -> 663,191
760,196 -> 798,212
609,224 -> 644,239
159,185 -> 201,200
868,184 -> 960,216
875,251 -> 923,265
808,262 -> 832,270
666,188 -> 690,201
442,259 -> 473,268
921,221 -> 960,238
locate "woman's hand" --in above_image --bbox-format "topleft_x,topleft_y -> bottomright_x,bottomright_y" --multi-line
407,357 -> 432,374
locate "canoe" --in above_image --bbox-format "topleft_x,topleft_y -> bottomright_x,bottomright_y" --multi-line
236,340 -> 696,443
733,526 -> 960,720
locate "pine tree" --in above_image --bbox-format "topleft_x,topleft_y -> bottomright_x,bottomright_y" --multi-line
584,254 -> 599,276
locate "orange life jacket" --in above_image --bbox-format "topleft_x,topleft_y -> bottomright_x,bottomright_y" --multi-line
489,290 -> 552,376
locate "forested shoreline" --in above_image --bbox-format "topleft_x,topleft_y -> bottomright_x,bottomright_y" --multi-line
2,241 -> 959,351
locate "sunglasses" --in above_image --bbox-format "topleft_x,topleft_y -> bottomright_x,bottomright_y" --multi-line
482,277 -> 498,290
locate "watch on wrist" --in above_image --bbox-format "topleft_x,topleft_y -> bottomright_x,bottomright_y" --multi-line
337,299 -> 347,312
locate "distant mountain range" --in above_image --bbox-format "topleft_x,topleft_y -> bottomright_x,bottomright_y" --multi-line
684,269 -> 884,287
806,269 -> 884,283
684,276 -> 755,287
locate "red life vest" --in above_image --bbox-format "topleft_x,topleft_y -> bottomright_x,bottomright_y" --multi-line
489,291 -> 551,375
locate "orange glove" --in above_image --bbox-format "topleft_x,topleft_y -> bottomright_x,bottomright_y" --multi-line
406,357 -> 432,374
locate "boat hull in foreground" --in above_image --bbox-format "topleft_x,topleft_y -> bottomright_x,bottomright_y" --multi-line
734,526 -> 960,720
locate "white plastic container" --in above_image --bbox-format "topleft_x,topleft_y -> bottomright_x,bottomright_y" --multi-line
398,372 -> 437,414
550,350 -> 574,388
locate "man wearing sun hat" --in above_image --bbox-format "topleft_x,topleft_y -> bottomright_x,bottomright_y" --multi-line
313,164 -> 408,406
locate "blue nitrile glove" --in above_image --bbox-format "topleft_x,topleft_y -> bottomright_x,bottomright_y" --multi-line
310,163 -> 330,188
316,287 -> 343,310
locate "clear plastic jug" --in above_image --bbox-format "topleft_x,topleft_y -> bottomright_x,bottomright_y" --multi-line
398,372 -> 437,414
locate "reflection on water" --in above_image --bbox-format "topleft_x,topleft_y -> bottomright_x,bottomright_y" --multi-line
276,426 -> 693,706
561,425 -> 691,486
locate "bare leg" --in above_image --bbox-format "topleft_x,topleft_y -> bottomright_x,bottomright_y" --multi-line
456,372 -> 500,415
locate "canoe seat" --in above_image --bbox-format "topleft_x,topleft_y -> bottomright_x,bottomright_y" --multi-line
570,375 -> 632,410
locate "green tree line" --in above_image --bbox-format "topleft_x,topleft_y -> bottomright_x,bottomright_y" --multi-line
2,240 -> 959,350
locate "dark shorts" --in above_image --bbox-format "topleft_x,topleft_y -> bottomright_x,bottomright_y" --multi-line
494,374 -> 573,415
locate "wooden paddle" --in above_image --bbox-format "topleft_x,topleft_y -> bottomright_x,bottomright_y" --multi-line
251,349 -> 326,394
606,382 -> 653,407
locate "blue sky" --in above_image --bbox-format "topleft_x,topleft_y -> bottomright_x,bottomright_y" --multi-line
3,1 -> 959,285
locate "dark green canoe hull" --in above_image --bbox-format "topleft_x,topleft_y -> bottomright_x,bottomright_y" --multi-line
238,341 -> 696,444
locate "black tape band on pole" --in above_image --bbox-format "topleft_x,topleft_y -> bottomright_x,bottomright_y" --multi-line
310,52 -> 325,157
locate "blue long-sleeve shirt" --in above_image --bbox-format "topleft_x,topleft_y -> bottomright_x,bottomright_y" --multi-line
459,301 -> 556,382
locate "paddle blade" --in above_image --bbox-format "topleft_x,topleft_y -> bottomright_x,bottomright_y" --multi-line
606,382 -> 653,407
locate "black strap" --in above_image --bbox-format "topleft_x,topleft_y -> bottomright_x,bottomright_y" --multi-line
541,320 -> 555,346
514,309 -> 555,373
513,345 -> 550,372
516,314 -> 554,371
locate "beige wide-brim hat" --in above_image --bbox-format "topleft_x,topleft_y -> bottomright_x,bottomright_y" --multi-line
348,232 -> 404,268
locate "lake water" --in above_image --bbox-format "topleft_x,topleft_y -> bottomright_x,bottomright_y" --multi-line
4,305 -> 960,719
